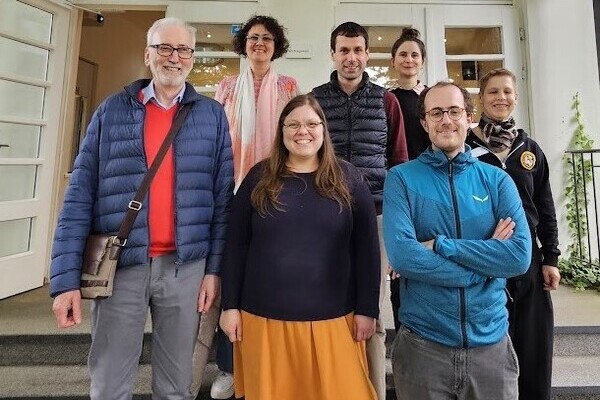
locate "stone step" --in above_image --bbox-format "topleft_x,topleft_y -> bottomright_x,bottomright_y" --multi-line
2,327 -> 598,367
553,355 -> 600,397
1,358 -> 599,400
0,363 -> 218,400
554,326 -> 600,356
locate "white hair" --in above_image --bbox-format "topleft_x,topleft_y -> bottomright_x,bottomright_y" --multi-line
146,17 -> 196,47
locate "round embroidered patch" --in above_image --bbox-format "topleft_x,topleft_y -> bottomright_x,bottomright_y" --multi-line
520,151 -> 536,170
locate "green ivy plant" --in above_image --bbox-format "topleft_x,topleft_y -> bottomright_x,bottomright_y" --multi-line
558,93 -> 600,291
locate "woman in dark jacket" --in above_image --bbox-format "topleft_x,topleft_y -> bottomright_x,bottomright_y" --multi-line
466,67 -> 561,400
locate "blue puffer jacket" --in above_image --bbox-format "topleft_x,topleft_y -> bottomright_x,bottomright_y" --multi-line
383,146 -> 531,348
50,80 -> 234,297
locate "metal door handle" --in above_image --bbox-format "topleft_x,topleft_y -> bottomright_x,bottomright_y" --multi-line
0,144 -> 9,148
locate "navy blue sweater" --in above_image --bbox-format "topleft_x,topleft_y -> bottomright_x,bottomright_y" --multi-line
221,161 -> 380,321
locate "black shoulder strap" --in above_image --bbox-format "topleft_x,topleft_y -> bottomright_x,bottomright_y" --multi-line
114,104 -> 191,245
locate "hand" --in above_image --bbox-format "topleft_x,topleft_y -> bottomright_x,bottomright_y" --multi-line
421,239 -> 435,250
198,274 -> 220,313
542,265 -> 561,291
353,314 -> 376,342
492,218 -> 515,240
220,309 -> 242,342
387,264 -> 400,280
52,289 -> 83,329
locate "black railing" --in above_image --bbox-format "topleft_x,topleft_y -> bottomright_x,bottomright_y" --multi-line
565,149 -> 600,267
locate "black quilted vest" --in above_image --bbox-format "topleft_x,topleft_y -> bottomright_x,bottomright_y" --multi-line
312,72 -> 388,204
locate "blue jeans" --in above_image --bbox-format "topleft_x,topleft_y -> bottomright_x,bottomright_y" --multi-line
392,325 -> 519,400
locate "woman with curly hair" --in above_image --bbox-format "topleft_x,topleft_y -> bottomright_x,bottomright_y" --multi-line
207,15 -> 300,399
220,94 -> 380,400
216,14 -> 300,190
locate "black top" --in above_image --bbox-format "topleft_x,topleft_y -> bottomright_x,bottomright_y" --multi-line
466,129 -> 560,267
391,87 -> 431,160
221,160 -> 381,321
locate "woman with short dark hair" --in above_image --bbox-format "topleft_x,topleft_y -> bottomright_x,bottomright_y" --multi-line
466,67 -> 561,400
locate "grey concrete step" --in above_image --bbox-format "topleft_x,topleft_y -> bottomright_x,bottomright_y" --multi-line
0,364 -> 219,400
1,327 -> 597,367
555,326 -> 600,356
553,355 -> 600,393
1,358 -> 599,400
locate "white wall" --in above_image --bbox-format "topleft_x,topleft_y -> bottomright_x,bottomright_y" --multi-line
258,0 -> 335,92
520,0 -> 600,253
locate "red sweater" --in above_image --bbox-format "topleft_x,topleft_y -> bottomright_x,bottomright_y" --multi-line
143,100 -> 178,257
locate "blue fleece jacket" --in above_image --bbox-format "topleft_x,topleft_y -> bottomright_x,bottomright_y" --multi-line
383,146 -> 531,348
49,80 -> 233,298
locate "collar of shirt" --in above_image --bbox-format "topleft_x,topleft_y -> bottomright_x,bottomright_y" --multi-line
141,80 -> 186,109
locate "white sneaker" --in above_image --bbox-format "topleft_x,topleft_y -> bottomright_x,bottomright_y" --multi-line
210,371 -> 234,399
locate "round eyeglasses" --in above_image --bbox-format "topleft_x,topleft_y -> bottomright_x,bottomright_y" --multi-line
283,121 -> 323,132
424,107 -> 465,122
149,44 -> 194,59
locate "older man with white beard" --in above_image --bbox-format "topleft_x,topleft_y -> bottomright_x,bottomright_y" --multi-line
49,17 -> 233,400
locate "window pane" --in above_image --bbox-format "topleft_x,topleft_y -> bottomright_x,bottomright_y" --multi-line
447,60 -> 503,89
189,24 -> 239,91
366,26 -> 406,54
192,24 -> 235,51
188,58 -> 239,89
0,218 -> 32,257
0,165 -> 37,201
445,27 -> 502,55
0,37 -> 49,81
0,1 -> 52,44
0,123 -> 41,158
0,80 -> 44,119
366,59 -> 393,88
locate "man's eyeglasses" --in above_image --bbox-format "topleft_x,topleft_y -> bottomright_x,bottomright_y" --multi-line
246,35 -> 275,44
283,121 -> 323,132
149,44 -> 194,59
424,107 -> 465,122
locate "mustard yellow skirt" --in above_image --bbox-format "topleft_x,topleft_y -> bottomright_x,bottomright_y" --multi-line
233,311 -> 376,400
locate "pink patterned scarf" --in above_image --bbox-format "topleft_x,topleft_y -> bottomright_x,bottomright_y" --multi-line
225,66 -> 278,190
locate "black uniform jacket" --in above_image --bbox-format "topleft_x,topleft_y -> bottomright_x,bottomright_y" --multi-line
466,128 -> 560,273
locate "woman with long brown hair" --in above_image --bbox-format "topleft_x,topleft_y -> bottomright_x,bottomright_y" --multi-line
219,94 -> 380,400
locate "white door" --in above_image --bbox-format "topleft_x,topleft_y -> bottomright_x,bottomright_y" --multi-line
334,3 -> 527,129
426,5 -> 528,130
0,0 -> 69,298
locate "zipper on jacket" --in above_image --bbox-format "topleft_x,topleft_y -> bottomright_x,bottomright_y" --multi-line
448,161 -> 468,348
346,96 -> 352,162
473,138 -> 525,170
140,105 -> 151,266
500,142 -> 525,169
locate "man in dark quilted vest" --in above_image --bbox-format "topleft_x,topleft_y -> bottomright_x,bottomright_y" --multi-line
312,21 -> 408,400
49,17 -> 233,400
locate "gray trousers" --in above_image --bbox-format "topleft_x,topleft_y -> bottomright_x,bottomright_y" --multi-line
89,254 -> 205,400
392,325 -> 519,400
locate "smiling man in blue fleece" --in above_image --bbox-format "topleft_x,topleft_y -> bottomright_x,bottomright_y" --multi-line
383,81 -> 531,400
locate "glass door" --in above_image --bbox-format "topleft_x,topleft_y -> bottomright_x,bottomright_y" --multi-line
426,5 -> 527,129
0,0 -> 69,298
